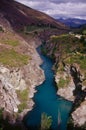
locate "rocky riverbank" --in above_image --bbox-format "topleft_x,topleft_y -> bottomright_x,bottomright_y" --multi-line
0,15 -> 45,124
55,63 -> 86,128
41,34 -> 86,128
0,58 -> 45,123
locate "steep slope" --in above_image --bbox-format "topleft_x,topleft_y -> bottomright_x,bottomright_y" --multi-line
41,34 -> 86,129
0,0 -> 69,129
0,0 -> 67,31
0,1 -> 45,126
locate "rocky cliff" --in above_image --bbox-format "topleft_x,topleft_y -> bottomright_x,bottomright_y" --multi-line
0,0 -> 69,128
42,34 -> 86,128
0,14 -> 45,125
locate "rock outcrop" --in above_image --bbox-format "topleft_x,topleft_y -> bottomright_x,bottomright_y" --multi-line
0,15 -> 45,123
56,63 -> 86,127
72,100 -> 86,126
42,34 -> 86,128
0,52 -> 45,123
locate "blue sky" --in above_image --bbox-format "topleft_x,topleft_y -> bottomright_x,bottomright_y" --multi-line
15,0 -> 86,19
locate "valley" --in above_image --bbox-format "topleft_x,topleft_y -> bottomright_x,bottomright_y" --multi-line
0,0 -> 86,130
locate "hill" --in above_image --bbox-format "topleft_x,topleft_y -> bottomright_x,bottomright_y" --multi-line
0,0 -> 67,31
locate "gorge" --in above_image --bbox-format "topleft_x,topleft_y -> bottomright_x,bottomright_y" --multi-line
0,0 -> 86,130
24,46 -> 72,130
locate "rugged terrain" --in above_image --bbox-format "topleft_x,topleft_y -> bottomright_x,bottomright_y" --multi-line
0,0 -> 86,130
42,33 -> 86,129
0,14 -> 45,123
0,0 -> 67,31
0,0 -> 69,129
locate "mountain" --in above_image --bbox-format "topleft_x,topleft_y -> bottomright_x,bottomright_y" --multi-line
58,18 -> 86,28
0,0 -> 67,31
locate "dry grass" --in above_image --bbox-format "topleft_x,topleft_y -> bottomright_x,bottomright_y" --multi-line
0,48 -> 29,67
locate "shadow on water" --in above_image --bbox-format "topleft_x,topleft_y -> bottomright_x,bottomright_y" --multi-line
23,46 -> 73,130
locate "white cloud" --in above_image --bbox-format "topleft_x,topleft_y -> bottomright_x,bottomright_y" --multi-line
15,0 -> 86,19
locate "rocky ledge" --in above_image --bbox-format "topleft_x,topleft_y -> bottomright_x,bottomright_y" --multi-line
55,63 -> 86,127
72,100 -> 86,127
42,34 -> 86,128
0,16 -> 45,123
0,59 -> 45,123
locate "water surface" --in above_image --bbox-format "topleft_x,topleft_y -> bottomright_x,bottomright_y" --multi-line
25,47 -> 72,130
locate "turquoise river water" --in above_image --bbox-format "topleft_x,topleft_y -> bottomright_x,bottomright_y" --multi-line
25,47 -> 72,130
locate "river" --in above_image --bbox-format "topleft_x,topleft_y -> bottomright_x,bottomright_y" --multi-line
24,46 -> 72,130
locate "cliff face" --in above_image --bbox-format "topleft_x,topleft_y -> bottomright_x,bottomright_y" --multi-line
42,34 -> 86,127
0,62 -> 45,122
56,63 -> 86,127
0,0 -> 69,127
0,14 -> 45,124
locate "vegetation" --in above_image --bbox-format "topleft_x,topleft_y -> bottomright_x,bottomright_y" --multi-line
23,24 -> 58,34
83,30 -> 86,35
57,77 -> 70,88
0,49 -> 29,67
0,33 -> 20,46
1,39 -> 19,46
64,54 -> 86,70
41,113 -> 52,130
16,89 -> 29,113
0,26 -> 4,32
73,24 -> 86,35
47,34 -> 86,71
17,89 -> 29,102
18,102 -> 27,113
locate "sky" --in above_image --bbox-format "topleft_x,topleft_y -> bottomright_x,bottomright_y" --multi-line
15,0 -> 86,20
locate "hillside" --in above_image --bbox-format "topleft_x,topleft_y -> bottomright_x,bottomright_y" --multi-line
0,0 -> 48,128
1,0 -> 85,130
0,0 -> 67,31
42,33 -> 86,129
0,0 -> 70,129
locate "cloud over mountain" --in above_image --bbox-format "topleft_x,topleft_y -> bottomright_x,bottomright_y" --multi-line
15,0 -> 86,19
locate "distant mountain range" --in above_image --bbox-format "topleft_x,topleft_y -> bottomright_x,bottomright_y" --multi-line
57,18 -> 86,28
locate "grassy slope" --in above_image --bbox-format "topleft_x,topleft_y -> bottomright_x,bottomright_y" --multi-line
0,32 -> 30,67
43,34 -> 86,87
